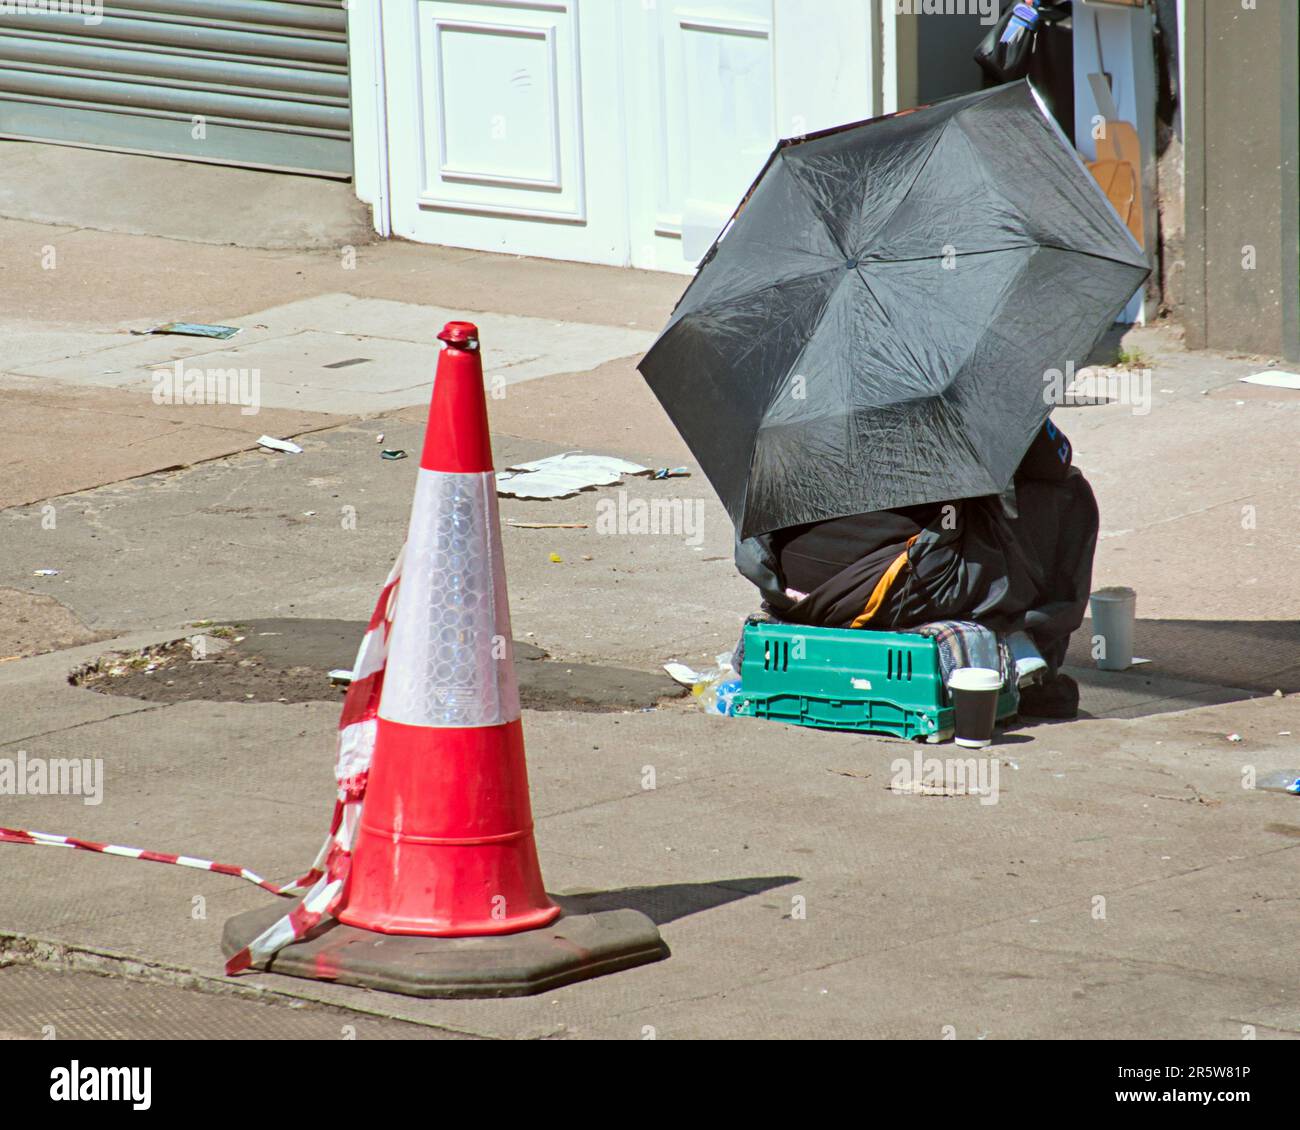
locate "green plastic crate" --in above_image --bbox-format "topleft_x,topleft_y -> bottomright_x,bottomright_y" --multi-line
732,620 -> 1018,742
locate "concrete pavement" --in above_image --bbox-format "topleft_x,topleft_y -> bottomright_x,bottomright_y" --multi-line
9,294 -> 656,415
3,639 -> 1297,1038
1,148 -> 1298,1038
0,141 -> 375,252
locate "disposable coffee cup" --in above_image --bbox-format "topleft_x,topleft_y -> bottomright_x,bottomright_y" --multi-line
1090,586 -> 1136,671
948,667 -> 1002,748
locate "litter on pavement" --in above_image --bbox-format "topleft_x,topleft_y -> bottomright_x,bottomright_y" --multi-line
496,452 -> 649,499
256,435 -> 303,455
664,653 -> 742,715
1256,771 -> 1300,795
1240,370 -> 1300,390
663,662 -> 708,687
887,777 -> 991,799
131,322 -> 241,340
32,569 -> 60,577
380,449 -> 408,461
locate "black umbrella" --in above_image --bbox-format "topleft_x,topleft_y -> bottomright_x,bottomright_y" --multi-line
638,81 -> 1148,541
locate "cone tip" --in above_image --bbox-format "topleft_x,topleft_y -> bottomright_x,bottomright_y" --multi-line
438,321 -> 479,349
422,321 -> 493,473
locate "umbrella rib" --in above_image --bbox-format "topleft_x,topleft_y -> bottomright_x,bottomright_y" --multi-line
1031,241 -> 1153,273
864,244 -> 1037,265
784,170 -> 850,263
667,263 -> 845,328
941,245 -> 1076,491
671,264 -> 847,530
860,114 -> 959,257
852,265 -> 966,408
782,115 -> 954,262
956,109 -> 1149,274
1012,80 -> 1148,266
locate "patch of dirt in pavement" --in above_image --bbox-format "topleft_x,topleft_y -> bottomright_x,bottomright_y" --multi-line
71,618 -> 686,712
0,587 -> 108,660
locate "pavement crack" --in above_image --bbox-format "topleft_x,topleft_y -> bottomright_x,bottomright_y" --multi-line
0,700 -> 169,749
536,768 -> 751,822
999,939 -> 1297,994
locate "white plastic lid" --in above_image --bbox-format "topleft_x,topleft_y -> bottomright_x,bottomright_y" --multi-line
947,666 -> 1002,692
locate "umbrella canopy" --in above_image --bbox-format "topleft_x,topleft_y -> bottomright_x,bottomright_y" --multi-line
638,81 -> 1149,541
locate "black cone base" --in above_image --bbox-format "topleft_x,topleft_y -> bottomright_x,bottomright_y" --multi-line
222,901 -> 668,999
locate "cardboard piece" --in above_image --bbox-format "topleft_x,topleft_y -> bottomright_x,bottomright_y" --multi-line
1085,72 -> 1145,247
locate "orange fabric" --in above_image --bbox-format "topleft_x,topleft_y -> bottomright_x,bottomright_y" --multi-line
849,536 -> 917,629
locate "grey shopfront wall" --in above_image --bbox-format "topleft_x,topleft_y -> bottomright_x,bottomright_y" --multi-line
1183,0 -> 1299,361
0,0 -> 351,176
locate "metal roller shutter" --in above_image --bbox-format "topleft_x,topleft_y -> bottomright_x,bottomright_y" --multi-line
0,1 -> 351,176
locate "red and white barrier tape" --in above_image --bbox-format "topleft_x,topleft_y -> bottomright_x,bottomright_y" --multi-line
0,825 -> 318,896
0,548 -> 405,978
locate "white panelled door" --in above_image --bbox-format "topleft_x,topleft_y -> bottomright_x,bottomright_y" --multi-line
622,0 -> 777,272
376,1 -> 813,272
381,0 -> 628,264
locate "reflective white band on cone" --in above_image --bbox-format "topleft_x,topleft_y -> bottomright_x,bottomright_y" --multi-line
379,469 -> 520,728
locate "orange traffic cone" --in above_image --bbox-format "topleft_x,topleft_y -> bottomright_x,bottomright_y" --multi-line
222,322 -> 666,997
336,321 -> 561,937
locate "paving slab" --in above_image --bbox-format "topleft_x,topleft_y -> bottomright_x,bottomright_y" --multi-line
230,293 -> 658,362
0,587 -> 105,660
1067,617 -> 1300,696
0,218 -> 682,333
1063,664 -> 1262,719
0,631 -> 198,746
1084,480 -> 1300,624
4,328 -> 129,370
604,928 -> 1295,1040
12,294 -> 656,417
0,377 -> 343,510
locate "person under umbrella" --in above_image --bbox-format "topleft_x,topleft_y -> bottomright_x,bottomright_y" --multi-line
639,81 -> 1149,719
737,417 -> 1095,717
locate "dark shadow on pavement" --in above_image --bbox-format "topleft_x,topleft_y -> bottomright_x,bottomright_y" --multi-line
553,876 -> 799,926
1066,618 -> 1300,694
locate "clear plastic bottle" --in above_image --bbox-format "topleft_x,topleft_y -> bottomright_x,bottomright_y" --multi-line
1255,771 -> 1300,795
700,674 -> 743,716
